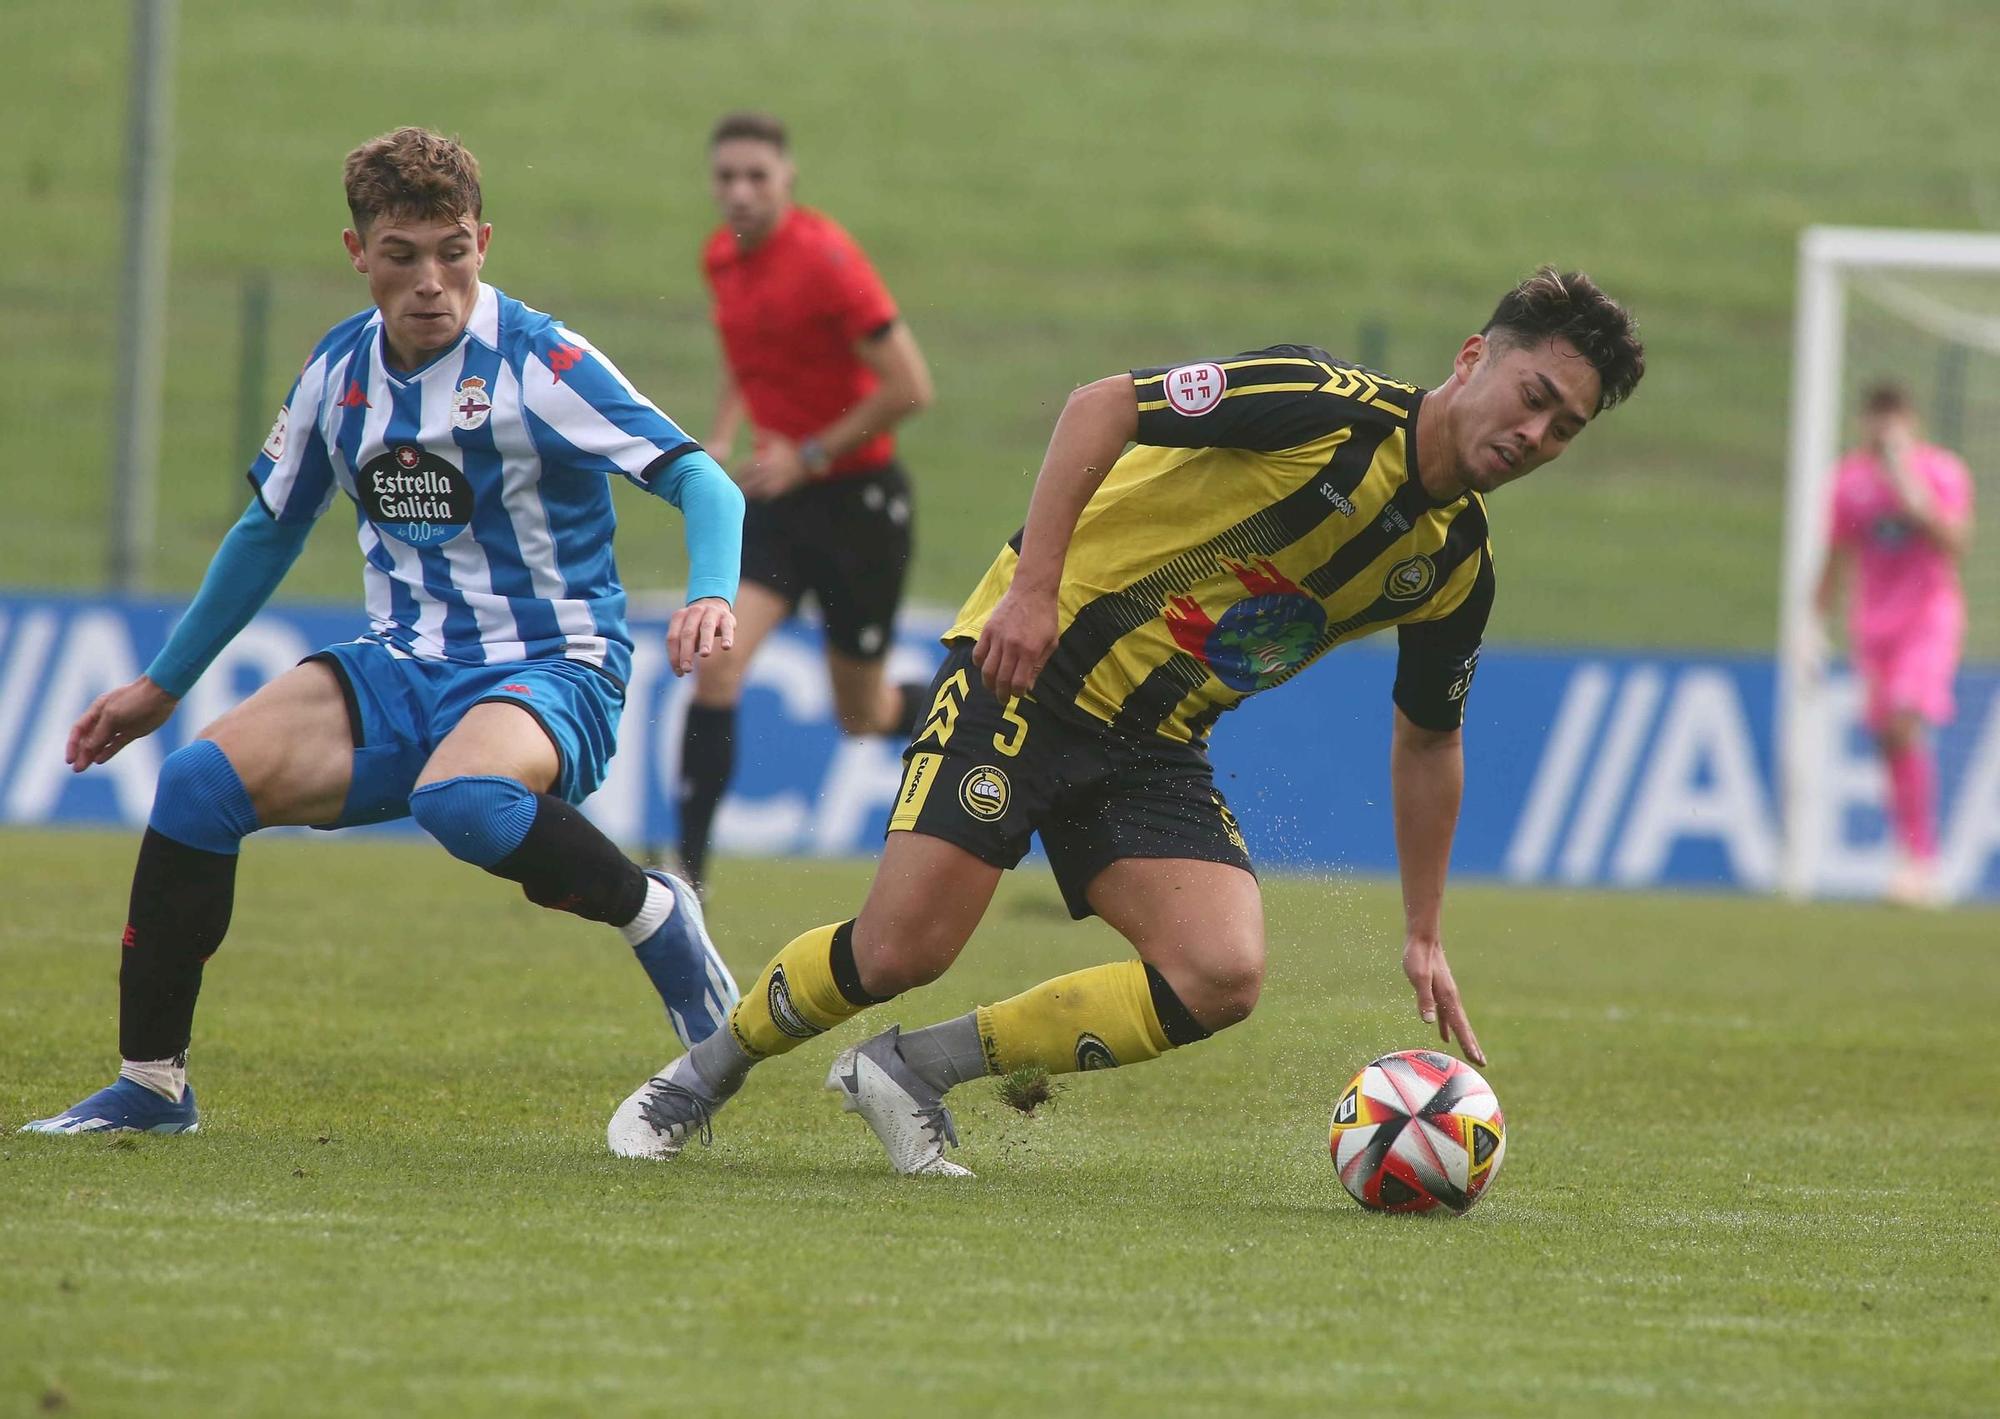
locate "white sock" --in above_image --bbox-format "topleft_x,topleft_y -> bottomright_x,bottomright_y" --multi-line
119,1056 -> 186,1103
617,875 -> 676,946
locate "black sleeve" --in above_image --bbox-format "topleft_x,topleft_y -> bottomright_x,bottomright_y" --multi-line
1131,344 -> 1415,452
1392,544 -> 1494,732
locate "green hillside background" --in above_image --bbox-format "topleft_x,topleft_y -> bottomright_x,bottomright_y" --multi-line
7,0 -> 1994,649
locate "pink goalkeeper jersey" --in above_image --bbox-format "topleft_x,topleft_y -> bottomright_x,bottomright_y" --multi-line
1829,442 -> 1973,649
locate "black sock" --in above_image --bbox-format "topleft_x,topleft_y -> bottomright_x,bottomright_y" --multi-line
677,704 -> 736,889
1144,964 -> 1214,1047
119,829 -> 238,1061
489,793 -> 649,924
890,682 -> 929,739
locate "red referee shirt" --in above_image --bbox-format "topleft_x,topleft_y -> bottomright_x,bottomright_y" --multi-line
703,206 -> 901,480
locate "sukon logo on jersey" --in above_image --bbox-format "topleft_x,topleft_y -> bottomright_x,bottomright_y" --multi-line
1164,558 -> 1325,692
360,444 -> 475,547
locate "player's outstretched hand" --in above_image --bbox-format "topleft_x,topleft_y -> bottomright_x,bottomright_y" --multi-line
1401,934 -> 1485,1067
66,676 -> 179,773
973,584 -> 1058,702
668,596 -> 736,676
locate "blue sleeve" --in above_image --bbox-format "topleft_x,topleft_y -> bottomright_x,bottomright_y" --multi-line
645,448 -> 745,606
145,499 -> 313,697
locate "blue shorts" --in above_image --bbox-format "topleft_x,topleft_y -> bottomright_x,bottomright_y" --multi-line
305,638 -> 625,830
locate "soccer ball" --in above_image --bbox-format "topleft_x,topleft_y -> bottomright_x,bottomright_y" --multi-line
1328,1049 -> 1506,1214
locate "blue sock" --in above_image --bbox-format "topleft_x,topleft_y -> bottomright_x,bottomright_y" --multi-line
408,775 -> 539,867
148,741 -> 259,853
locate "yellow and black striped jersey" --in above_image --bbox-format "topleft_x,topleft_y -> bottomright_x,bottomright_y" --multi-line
945,345 -> 1493,744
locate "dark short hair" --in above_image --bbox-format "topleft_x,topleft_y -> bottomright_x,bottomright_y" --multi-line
343,127 -> 482,233
1482,267 -> 1645,413
709,111 -> 788,152
1862,381 -> 1913,416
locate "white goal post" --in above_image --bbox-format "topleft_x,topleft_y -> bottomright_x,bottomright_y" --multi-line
1778,225 -> 2000,898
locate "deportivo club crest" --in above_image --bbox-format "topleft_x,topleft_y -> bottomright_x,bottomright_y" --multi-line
451,375 -> 493,431
1164,558 -> 1326,693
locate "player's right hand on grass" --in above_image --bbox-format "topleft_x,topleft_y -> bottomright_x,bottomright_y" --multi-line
973,585 -> 1058,702
1402,934 -> 1485,1067
66,676 -> 179,772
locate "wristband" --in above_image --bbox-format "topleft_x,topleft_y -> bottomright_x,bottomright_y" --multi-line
798,438 -> 832,478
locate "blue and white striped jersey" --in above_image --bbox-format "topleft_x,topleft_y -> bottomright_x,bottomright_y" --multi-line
250,283 -> 709,686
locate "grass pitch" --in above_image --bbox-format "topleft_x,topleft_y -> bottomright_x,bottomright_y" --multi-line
3,831 -> 1996,1417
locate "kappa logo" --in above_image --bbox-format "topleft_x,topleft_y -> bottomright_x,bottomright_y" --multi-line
262,405 -> 289,461
1384,553 -> 1436,602
959,766 -> 1010,821
545,343 -> 585,382
1163,362 -> 1225,416
766,966 -> 823,1040
1074,1034 -> 1118,1071
1318,480 -> 1355,516
451,375 -> 492,431
337,379 -> 371,409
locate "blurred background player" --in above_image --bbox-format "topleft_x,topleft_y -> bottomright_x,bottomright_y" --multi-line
1816,382 -> 1974,906
608,269 -> 1646,1174
670,111 -> 935,896
23,128 -> 744,1136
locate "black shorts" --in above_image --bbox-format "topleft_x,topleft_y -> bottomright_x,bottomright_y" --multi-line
740,460 -> 913,660
888,641 -> 1254,920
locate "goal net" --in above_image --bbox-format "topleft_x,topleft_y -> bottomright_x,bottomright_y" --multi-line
1779,226 -> 2000,900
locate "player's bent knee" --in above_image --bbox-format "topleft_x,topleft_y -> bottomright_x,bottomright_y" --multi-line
409,775 -> 539,868
1162,946 -> 1265,1033
149,740 -> 260,854
851,922 -> 960,998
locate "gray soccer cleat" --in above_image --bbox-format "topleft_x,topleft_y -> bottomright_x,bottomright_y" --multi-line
606,1056 -> 717,1160
825,1026 -> 973,1178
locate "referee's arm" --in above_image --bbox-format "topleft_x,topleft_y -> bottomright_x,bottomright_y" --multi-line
806,321 -> 933,467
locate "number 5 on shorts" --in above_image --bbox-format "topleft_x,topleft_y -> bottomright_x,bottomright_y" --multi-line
993,698 -> 1029,757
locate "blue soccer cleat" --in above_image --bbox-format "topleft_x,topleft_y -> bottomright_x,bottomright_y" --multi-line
21,1078 -> 200,1135
630,870 -> 740,1047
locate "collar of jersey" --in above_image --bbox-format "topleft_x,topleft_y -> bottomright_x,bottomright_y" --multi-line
373,284 -> 499,384
734,205 -> 802,263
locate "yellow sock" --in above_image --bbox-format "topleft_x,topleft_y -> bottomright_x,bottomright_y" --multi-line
727,922 -> 868,1060
975,961 -> 1173,1076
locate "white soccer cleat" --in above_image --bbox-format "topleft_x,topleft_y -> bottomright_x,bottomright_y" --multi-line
825,1027 -> 973,1178
607,1056 -> 716,1160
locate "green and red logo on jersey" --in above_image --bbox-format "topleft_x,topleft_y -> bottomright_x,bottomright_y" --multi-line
1164,558 -> 1325,692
